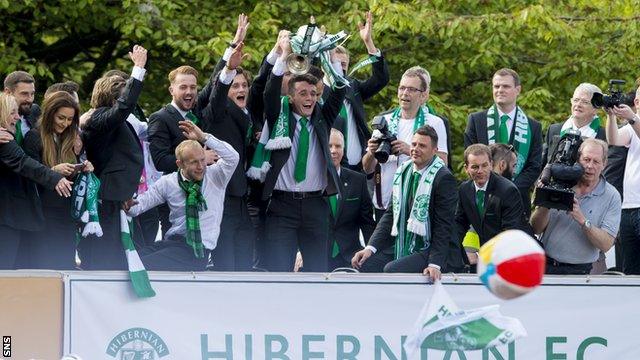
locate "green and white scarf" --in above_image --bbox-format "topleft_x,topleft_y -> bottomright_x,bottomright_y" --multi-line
71,172 -> 103,238
391,156 -> 445,259
247,96 -> 292,182
178,173 -> 206,258
347,54 -> 380,77
486,104 -> 531,178
560,115 -> 600,138
120,210 -> 155,298
387,106 -> 428,137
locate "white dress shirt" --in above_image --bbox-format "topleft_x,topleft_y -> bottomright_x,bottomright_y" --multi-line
128,134 -> 239,250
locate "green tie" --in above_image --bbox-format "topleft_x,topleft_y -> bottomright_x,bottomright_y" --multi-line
329,194 -> 340,258
14,119 -> 23,146
294,117 -> 310,182
499,114 -> 510,144
185,111 -> 200,125
339,104 -> 348,151
476,189 -> 485,216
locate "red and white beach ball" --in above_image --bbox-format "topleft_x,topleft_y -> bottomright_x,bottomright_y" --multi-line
477,230 -> 545,300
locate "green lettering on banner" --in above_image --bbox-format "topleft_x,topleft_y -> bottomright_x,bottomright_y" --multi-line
245,334 -> 253,360
577,337 -> 607,360
443,350 -> 468,360
482,343 -> 515,360
302,335 -> 325,359
265,334 -> 290,360
546,337 -> 567,360
375,335 -> 400,360
200,334 -> 233,360
337,335 -> 360,360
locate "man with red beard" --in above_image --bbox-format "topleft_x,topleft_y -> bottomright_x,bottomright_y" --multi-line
3,71 -> 40,146
148,30 -> 248,237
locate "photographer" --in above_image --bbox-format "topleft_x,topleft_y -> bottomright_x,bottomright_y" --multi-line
362,66 -> 448,220
606,88 -> 640,274
530,138 -> 620,275
542,83 -> 606,166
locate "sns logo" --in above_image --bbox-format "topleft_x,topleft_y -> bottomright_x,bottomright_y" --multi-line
106,328 -> 169,360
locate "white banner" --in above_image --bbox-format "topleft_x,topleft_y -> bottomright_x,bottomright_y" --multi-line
63,272 -> 640,359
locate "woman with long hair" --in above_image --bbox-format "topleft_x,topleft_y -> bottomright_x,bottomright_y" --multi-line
23,91 -> 93,269
0,93 -> 72,269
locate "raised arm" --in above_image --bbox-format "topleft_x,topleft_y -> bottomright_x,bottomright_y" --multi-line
179,120 -> 239,188
354,11 -> 389,101
83,45 -> 147,136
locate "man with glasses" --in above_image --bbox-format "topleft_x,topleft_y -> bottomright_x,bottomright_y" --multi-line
465,68 -> 542,217
542,83 -> 606,166
362,66 -> 448,220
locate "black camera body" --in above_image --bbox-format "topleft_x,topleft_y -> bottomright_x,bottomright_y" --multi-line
371,115 -> 398,164
534,129 -> 584,211
591,79 -> 634,109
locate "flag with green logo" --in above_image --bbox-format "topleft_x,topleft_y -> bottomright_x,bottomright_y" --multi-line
404,282 -> 526,357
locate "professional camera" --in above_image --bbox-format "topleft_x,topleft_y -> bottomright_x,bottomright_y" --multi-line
591,79 -> 635,109
534,129 -> 584,211
371,115 -> 397,164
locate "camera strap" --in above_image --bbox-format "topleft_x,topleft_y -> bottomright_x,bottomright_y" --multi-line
374,163 -> 384,209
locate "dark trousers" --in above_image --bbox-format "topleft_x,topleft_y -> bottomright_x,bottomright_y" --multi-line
210,196 -> 255,271
620,208 -> 640,275
360,250 -> 430,273
137,206 -> 160,247
77,200 -> 143,270
264,192 -> 329,272
247,180 -> 268,269
140,236 -> 210,271
545,256 -> 592,275
0,225 -> 21,269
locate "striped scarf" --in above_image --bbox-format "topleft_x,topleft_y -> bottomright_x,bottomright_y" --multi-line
560,115 -> 600,138
120,210 -> 155,298
178,172 -> 206,258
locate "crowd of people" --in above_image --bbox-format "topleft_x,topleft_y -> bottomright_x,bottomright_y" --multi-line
1,13 -> 638,277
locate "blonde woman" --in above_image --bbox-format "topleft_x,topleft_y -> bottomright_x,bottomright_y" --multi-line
0,93 -> 72,269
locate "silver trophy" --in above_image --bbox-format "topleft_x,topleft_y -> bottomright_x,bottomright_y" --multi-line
287,16 -> 350,88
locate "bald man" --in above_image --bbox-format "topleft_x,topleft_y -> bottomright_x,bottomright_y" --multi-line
126,121 -> 239,271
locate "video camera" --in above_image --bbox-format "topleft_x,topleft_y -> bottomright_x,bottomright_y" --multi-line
591,79 -> 635,109
533,129 -> 584,211
370,115 -> 397,164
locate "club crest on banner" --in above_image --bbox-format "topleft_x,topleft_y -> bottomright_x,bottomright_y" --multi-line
105,328 -> 169,359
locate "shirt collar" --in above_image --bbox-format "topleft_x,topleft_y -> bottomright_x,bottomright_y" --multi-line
497,107 -> 517,121
413,156 -> 435,174
474,180 -> 489,192
171,101 -> 189,119
579,175 -> 607,198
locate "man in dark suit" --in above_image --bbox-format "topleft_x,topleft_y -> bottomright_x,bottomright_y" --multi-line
0,118 -> 72,269
260,35 -> 346,272
3,71 -> 40,146
464,68 -> 542,217
80,45 -> 148,270
352,125 -> 464,278
203,43 -> 269,271
456,144 -> 525,264
327,11 -> 389,172
542,83 -> 607,166
327,129 -> 375,270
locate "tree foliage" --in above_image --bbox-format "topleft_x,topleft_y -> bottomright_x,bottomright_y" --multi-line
2,0 -> 639,175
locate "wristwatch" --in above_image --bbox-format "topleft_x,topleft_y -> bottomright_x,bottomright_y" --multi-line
583,219 -> 592,229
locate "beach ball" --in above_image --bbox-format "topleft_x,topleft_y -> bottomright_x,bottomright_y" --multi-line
477,230 -> 545,300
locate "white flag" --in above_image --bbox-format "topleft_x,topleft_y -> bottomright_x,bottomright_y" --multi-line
404,282 -> 526,358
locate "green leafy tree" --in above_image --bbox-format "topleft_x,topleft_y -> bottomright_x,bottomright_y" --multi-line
2,0 -> 638,176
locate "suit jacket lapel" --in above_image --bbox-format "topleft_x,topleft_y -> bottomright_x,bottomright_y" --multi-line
465,182 -> 481,227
